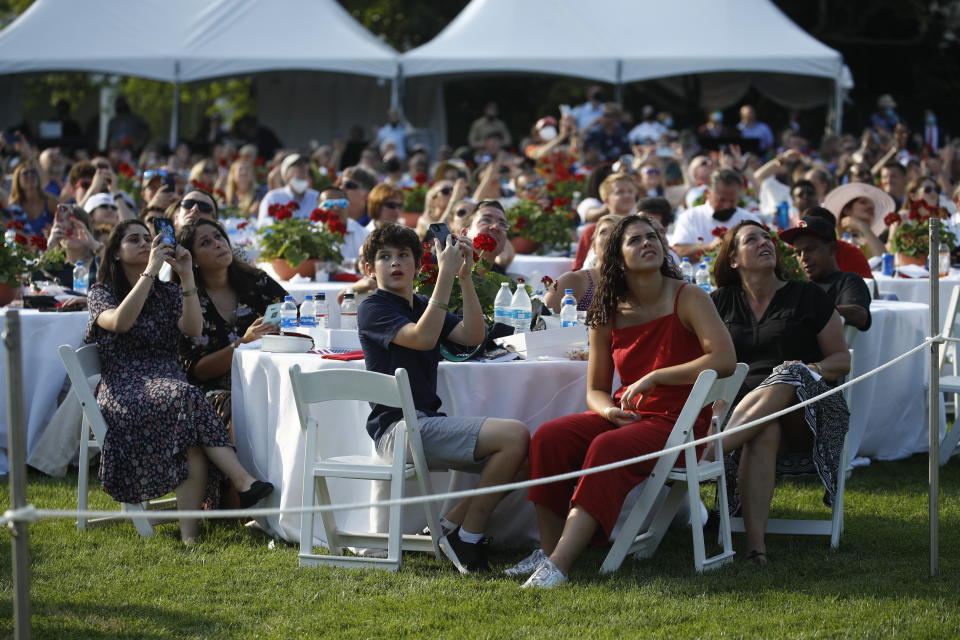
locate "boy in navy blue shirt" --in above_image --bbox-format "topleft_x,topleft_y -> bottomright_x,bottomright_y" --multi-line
357,223 -> 529,573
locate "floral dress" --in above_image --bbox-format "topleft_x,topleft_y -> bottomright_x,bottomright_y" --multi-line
178,271 -> 287,420
86,281 -> 231,505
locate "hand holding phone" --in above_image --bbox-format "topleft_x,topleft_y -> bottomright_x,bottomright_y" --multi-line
426,222 -> 455,248
263,302 -> 283,325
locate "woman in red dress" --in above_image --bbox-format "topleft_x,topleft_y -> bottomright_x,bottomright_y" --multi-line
513,215 -> 736,588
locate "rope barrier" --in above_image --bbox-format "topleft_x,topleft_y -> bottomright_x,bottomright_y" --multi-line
0,333 -> 940,528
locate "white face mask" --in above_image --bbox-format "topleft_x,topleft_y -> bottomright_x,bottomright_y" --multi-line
289,178 -> 309,194
538,125 -> 558,141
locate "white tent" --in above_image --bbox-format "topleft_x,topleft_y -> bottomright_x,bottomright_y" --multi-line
0,0 -> 399,144
402,0 -> 849,129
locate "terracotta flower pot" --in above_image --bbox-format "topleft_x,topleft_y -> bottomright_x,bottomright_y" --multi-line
511,237 -> 541,255
402,212 -> 421,228
0,282 -> 17,307
270,258 -> 318,281
895,253 -> 927,270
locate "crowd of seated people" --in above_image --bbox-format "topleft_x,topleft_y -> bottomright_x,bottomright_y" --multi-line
2,88 -> 950,572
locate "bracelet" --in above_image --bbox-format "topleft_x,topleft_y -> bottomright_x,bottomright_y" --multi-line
181,287 -> 198,297
231,338 -> 243,349
427,297 -> 449,311
140,272 -> 156,281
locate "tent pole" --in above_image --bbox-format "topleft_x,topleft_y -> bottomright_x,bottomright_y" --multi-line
928,217 -> 940,577
832,75 -> 843,135
169,61 -> 181,150
614,60 -> 623,104
391,63 -> 404,119
5,310 -> 32,640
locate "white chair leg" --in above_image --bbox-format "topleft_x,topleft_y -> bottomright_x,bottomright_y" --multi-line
76,424 -> 91,531
315,476 -> 343,556
686,478 -> 707,573
384,469 -> 404,572
715,468 -> 734,558
123,503 -> 154,537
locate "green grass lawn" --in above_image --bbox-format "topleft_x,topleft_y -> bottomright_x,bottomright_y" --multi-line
1,454 -> 959,639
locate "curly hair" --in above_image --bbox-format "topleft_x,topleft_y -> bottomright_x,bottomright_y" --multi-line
585,215 -> 681,328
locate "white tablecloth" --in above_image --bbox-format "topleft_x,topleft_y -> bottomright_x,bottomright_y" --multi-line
508,255 -> 574,283
231,351 -> 588,546
874,272 -> 960,327
846,300 -> 941,460
0,309 -> 88,474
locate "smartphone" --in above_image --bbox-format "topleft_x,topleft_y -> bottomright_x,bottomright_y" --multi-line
426,222 -> 455,247
153,217 -> 176,247
263,302 -> 283,326
55,204 -> 74,231
2,131 -> 20,145
161,172 -> 178,190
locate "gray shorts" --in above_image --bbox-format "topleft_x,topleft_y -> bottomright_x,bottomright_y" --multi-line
376,414 -> 488,473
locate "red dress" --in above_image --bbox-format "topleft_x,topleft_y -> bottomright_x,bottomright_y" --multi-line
527,283 -> 710,542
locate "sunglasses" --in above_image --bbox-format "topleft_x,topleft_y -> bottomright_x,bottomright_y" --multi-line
523,180 -> 546,189
78,180 -> 92,189
98,205 -> 119,211
642,168 -> 661,176
202,166 -> 217,174
439,187 -> 453,196
142,169 -> 170,180
180,198 -> 214,213
922,184 -> 939,194
455,208 -> 470,217
381,200 -> 403,210
94,163 -> 111,170
342,180 -> 360,191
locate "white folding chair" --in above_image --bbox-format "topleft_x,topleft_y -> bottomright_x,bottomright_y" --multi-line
600,363 -> 748,575
730,345 -> 857,549
58,344 -> 175,537
290,365 -> 443,571
937,285 -> 960,464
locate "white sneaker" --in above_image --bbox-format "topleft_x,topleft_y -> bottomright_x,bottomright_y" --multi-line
520,558 -> 568,588
503,548 -> 547,576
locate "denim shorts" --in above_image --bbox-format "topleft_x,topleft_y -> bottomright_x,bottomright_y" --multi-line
376,414 -> 488,473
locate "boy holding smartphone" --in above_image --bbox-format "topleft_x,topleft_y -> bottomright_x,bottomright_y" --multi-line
357,223 -> 529,573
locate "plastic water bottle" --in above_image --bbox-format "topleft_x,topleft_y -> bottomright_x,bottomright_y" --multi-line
511,280 -> 532,333
314,292 -> 328,328
280,295 -> 298,332
695,263 -> 713,293
494,282 -> 513,326
299,295 -> 316,330
939,240 -> 951,277
340,291 -> 358,330
560,289 -> 578,327
680,257 -> 695,283
775,200 -> 790,230
72,261 -> 89,294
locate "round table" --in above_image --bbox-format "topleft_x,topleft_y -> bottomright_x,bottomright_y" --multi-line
873,271 -> 960,327
0,309 -> 88,474
508,255 -> 574,283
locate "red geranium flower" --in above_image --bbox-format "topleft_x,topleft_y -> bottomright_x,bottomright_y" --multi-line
117,162 -> 136,178
14,233 -> 27,245
6,221 -> 24,230
883,212 -> 901,226
327,219 -> 347,235
552,197 -> 571,208
908,209 -> 921,221
711,226 -> 728,238
310,208 -> 326,223
414,173 -> 428,186
29,235 -> 47,251
190,180 -> 213,195
288,201 -> 300,212
472,233 -> 497,253
237,221 -> 249,230
515,217 -> 529,231
419,263 -> 439,284
541,275 -> 554,286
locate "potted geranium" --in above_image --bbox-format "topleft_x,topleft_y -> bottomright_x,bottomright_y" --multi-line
703,225 -> 806,285
504,198 -> 575,255
402,173 -> 430,215
256,203 -> 344,280
886,208 -> 956,267
414,233 -> 524,322
0,222 -> 48,305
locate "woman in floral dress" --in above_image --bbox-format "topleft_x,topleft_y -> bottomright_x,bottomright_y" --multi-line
175,219 -> 287,427
86,219 -> 273,544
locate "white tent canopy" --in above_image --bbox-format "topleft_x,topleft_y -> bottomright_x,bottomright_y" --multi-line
402,0 -> 842,84
0,0 -> 398,82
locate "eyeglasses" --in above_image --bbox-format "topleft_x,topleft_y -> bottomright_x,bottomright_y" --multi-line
478,215 -> 509,231
381,200 -> 403,210
342,180 -> 360,191
78,180 -> 92,189
180,198 -> 214,213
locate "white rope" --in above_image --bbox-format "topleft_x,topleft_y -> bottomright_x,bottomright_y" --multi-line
0,334 -> 938,527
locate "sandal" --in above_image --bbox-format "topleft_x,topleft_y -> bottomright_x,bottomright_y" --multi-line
746,550 -> 769,565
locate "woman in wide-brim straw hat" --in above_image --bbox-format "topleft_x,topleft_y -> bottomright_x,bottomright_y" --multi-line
823,182 -> 896,258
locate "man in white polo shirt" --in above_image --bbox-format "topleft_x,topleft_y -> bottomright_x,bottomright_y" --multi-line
669,168 -> 760,259
256,153 -> 319,226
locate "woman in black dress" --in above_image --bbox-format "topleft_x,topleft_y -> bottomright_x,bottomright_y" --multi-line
176,219 -> 286,426
87,219 -> 272,544
710,221 -> 850,563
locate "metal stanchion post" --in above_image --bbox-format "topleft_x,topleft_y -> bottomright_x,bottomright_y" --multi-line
4,309 -> 31,638
929,218 -> 940,577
